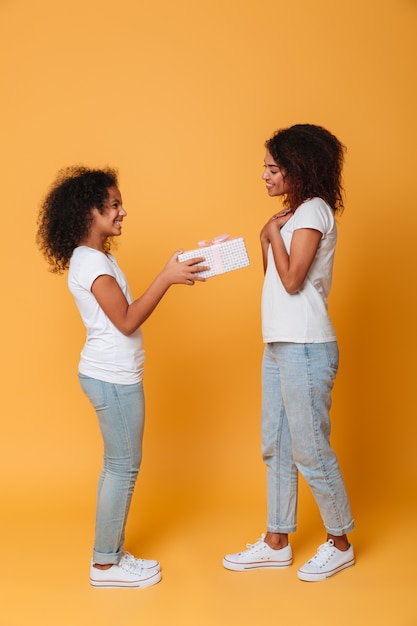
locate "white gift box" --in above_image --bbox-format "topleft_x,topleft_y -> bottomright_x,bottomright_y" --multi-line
178,236 -> 250,278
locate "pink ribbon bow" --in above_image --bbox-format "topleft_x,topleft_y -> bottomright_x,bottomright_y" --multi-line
197,234 -> 230,248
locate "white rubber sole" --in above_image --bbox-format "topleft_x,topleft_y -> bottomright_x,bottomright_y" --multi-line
222,557 -> 292,571
90,569 -> 162,588
297,557 -> 355,582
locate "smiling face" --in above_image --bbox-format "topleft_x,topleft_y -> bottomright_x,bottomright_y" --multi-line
262,150 -> 288,197
101,186 -> 126,234
87,186 -> 127,250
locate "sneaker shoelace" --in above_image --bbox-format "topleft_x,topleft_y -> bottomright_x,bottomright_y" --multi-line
241,534 -> 267,555
118,552 -> 143,574
309,540 -> 336,568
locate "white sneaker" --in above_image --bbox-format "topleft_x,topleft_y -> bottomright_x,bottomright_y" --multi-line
223,534 -> 292,571
90,553 -> 161,588
297,539 -> 355,582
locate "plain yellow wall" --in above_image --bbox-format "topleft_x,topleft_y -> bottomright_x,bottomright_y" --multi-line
1,0 -> 416,533
0,0 -> 416,623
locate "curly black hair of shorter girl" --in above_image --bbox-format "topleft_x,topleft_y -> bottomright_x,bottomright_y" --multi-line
265,124 -> 346,213
36,165 -> 119,273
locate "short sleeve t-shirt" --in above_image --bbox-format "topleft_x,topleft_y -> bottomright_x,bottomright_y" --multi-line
68,246 -> 145,384
261,197 -> 337,343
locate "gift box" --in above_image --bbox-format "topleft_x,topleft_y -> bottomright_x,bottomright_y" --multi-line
178,235 -> 250,279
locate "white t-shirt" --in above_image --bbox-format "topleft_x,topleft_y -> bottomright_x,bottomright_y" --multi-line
262,197 -> 337,343
68,246 -> 145,384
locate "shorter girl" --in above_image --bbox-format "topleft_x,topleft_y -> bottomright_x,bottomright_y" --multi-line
37,166 -> 208,587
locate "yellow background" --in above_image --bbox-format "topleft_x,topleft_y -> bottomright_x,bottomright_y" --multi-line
1,0 -> 416,624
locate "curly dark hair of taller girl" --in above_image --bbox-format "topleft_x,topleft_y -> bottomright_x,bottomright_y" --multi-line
265,124 -> 346,213
36,165 -> 119,273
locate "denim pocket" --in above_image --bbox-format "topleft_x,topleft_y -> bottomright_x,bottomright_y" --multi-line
324,342 -> 339,374
79,375 -> 109,411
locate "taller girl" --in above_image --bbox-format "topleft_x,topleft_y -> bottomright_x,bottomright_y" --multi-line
223,124 -> 355,582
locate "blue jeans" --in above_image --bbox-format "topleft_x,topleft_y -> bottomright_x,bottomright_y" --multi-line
261,342 -> 354,536
79,375 -> 145,565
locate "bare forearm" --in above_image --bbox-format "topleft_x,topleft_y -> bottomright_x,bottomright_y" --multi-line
260,210 -> 293,275
92,252 -> 208,336
261,237 -> 269,273
268,231 -> 295,292
123,272 -> 171,334
268,227 -> 322,295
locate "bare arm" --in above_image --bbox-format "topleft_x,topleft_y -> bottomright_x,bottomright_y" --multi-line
260,209 -> 293,273
91,251 -> 208,335
260,214 -> 322,294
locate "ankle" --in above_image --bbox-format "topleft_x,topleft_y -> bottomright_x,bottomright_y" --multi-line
93,563 -> 113,570
327,534 -> 350,551
264,532 -> 289,550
